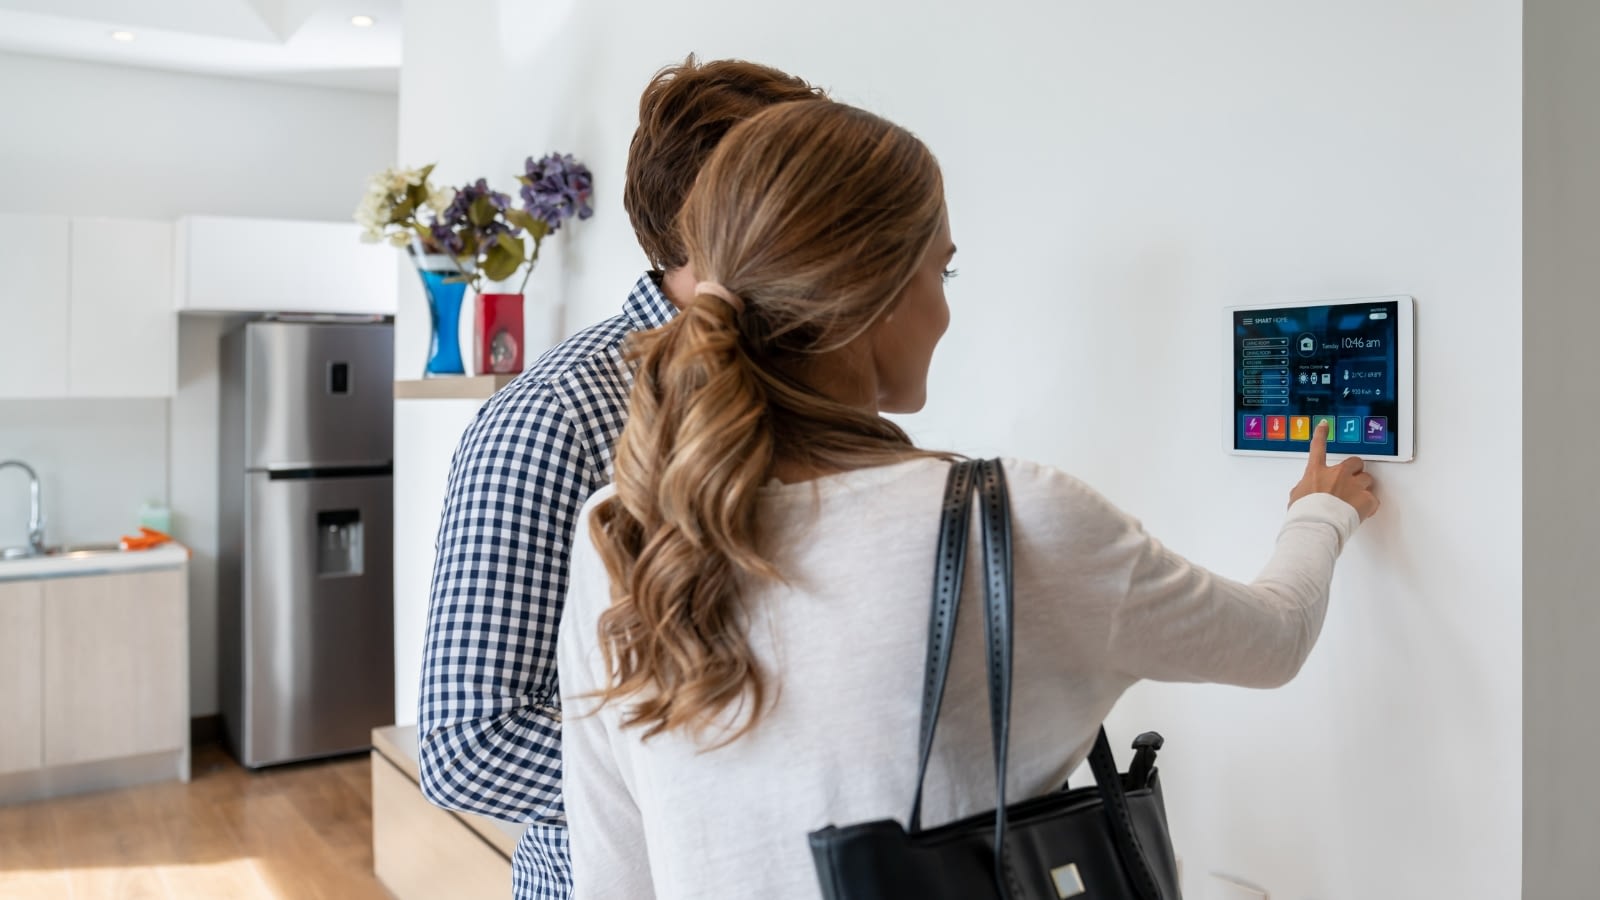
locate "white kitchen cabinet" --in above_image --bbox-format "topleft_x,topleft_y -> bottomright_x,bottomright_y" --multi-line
42,568 -> 188,767
175,215 -> 398,315
0,214 -> 70,398
70,218 -> 176,397
0,580 -> 43,775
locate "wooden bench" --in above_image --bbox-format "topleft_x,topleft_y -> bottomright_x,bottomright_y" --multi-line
371,725 -> 529,900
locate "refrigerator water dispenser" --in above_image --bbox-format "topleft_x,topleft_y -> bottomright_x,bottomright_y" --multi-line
316,509 -> 364,577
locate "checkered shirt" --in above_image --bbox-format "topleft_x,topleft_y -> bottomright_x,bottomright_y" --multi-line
417,273 -> 676,900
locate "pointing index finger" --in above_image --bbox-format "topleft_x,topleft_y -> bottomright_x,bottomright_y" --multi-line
1307,419 -> 1329,470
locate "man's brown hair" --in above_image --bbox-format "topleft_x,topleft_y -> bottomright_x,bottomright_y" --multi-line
624,55 -> 826,271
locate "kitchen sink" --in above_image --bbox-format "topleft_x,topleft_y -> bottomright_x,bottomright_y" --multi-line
0,543 -> 124,561
49,543 -> 125,558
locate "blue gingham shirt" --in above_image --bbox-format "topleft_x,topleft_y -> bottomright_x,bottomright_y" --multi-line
418,274 -> 676,900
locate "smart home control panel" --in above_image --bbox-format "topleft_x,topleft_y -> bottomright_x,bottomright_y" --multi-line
1227,296 -> 1414,461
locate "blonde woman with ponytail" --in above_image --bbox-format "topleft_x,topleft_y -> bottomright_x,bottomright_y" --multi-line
557,101 -> 1378,899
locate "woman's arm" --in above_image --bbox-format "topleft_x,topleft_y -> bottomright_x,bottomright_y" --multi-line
557,508 -> 657,900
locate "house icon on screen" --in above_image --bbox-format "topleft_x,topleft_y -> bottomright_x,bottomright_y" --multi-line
1300,336 -> 1316,353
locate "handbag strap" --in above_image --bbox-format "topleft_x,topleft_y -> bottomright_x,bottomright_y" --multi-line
908,459 -> 1167,900
975,458 -> 1017,895
973,459 -> 1166,900
907,459 -> 979,833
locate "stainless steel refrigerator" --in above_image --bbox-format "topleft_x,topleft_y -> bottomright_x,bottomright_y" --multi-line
219,318 -> 395,768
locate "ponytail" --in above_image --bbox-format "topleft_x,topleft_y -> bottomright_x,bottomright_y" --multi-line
588,100 -> 951,743
590,286 -> 777,743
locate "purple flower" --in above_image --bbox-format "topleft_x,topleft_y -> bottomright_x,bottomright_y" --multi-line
439,179 -> 515,229
520,153 -> 594,231
428,221 -> 464,255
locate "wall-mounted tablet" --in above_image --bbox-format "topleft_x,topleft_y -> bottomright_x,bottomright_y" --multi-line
1226,295 -> 1414,462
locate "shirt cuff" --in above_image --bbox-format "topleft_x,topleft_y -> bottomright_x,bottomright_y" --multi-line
1285,492 -> 1362,550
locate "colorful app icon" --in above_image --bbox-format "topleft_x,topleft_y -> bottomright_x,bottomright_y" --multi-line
1337,417 -> 1363,443
1289,416 -> 1311,441
1243,415 -> 1264,441
1364,416 -> 1389,444
1312,415 -> 1337,440
1266,416 -> 1287,441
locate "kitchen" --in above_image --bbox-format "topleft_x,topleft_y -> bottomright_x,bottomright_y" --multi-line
0,2 -> 457,897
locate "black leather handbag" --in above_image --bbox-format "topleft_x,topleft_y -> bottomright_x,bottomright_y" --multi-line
809,459 -> 1183,900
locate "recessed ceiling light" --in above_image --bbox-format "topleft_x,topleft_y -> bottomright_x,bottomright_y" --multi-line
110,30 -> 136,42
350,15 -> 376,27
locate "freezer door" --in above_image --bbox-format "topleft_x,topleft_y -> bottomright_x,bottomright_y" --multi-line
240,471 -> 394,767
244,321 -> 393,469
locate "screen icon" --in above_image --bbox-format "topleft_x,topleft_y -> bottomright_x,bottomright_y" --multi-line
1337,417 -> 1363,443
1312,416 -> 1336,440
1297,334 -> 1317,356
1321,373 -> 1332,385
1289,416 -> 1311,441
1365,416 -> 1389,444
1266,416 -> 1287,441
1243,415 -> 1264,441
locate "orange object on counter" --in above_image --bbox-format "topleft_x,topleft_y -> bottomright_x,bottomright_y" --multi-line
120,526 -> 175,552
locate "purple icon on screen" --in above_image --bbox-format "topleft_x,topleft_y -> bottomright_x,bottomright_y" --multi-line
1243,415 -> 1264,440
1364,417 -> 1389,444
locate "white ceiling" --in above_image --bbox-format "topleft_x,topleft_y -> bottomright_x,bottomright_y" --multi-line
0,0 -> 402,92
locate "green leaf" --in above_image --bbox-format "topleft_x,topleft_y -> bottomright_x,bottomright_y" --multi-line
469,195 -> 496,227
419,163 -> 436,181
459,231 -> 479,258
505,209 -> 543,235
482,234 -> 524,282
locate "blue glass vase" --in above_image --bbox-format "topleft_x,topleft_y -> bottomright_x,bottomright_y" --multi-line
410,245 -> 468,376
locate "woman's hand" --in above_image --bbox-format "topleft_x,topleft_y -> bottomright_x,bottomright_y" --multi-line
1289,421 -> 1380,520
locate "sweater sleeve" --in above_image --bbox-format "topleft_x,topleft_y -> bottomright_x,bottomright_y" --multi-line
558,498 -> 658,900
1018,462 -> 1361,689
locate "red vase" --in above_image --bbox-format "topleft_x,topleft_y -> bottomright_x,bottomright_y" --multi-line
476,293 -> 525,375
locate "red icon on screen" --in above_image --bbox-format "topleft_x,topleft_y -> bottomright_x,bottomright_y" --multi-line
1266,416 -> 1287,441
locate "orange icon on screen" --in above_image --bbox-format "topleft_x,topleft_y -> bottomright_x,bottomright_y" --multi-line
1289,416 -> 1312,441
1266,416 -> 1287,440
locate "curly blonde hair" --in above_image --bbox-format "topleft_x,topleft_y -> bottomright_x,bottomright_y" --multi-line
590,101 -> 948,743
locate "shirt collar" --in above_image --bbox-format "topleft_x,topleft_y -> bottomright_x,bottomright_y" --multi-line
623,272 -> 678,332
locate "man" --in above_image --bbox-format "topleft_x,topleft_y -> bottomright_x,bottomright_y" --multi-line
417,57 -> 827,899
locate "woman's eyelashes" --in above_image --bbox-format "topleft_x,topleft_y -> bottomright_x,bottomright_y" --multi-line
941,268 -> 959,283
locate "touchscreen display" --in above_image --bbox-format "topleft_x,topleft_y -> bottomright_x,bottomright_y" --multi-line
1233,300 -> 1399,455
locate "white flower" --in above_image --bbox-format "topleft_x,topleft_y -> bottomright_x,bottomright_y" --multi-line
427,186 -> 455,213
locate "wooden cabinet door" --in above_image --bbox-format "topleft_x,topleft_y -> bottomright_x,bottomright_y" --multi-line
69,218 -> 176,397
0,214 -> 70,398
0,580 -> 43,774
43,568 -> 187,767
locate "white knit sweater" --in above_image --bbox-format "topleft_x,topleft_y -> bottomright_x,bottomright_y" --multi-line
557,457 -> 1360,900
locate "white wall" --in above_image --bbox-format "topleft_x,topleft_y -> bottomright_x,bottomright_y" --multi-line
0,399 -> 168,547
0,50 -> 398,715
1524,0 -> 1600,894
397,1 -> 1521,895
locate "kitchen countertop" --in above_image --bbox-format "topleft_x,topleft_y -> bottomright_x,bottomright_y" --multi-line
0,543 -> 189,582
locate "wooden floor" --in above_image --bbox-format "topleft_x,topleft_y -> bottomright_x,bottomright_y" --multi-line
0,744 -> 391,900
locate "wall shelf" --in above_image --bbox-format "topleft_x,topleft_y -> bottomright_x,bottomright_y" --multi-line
394,375 -> 517,401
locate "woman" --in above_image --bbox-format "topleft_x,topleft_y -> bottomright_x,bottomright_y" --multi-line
556,100 -> 1377,899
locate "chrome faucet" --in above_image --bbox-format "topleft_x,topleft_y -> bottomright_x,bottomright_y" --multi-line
0,460 -> 45,557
